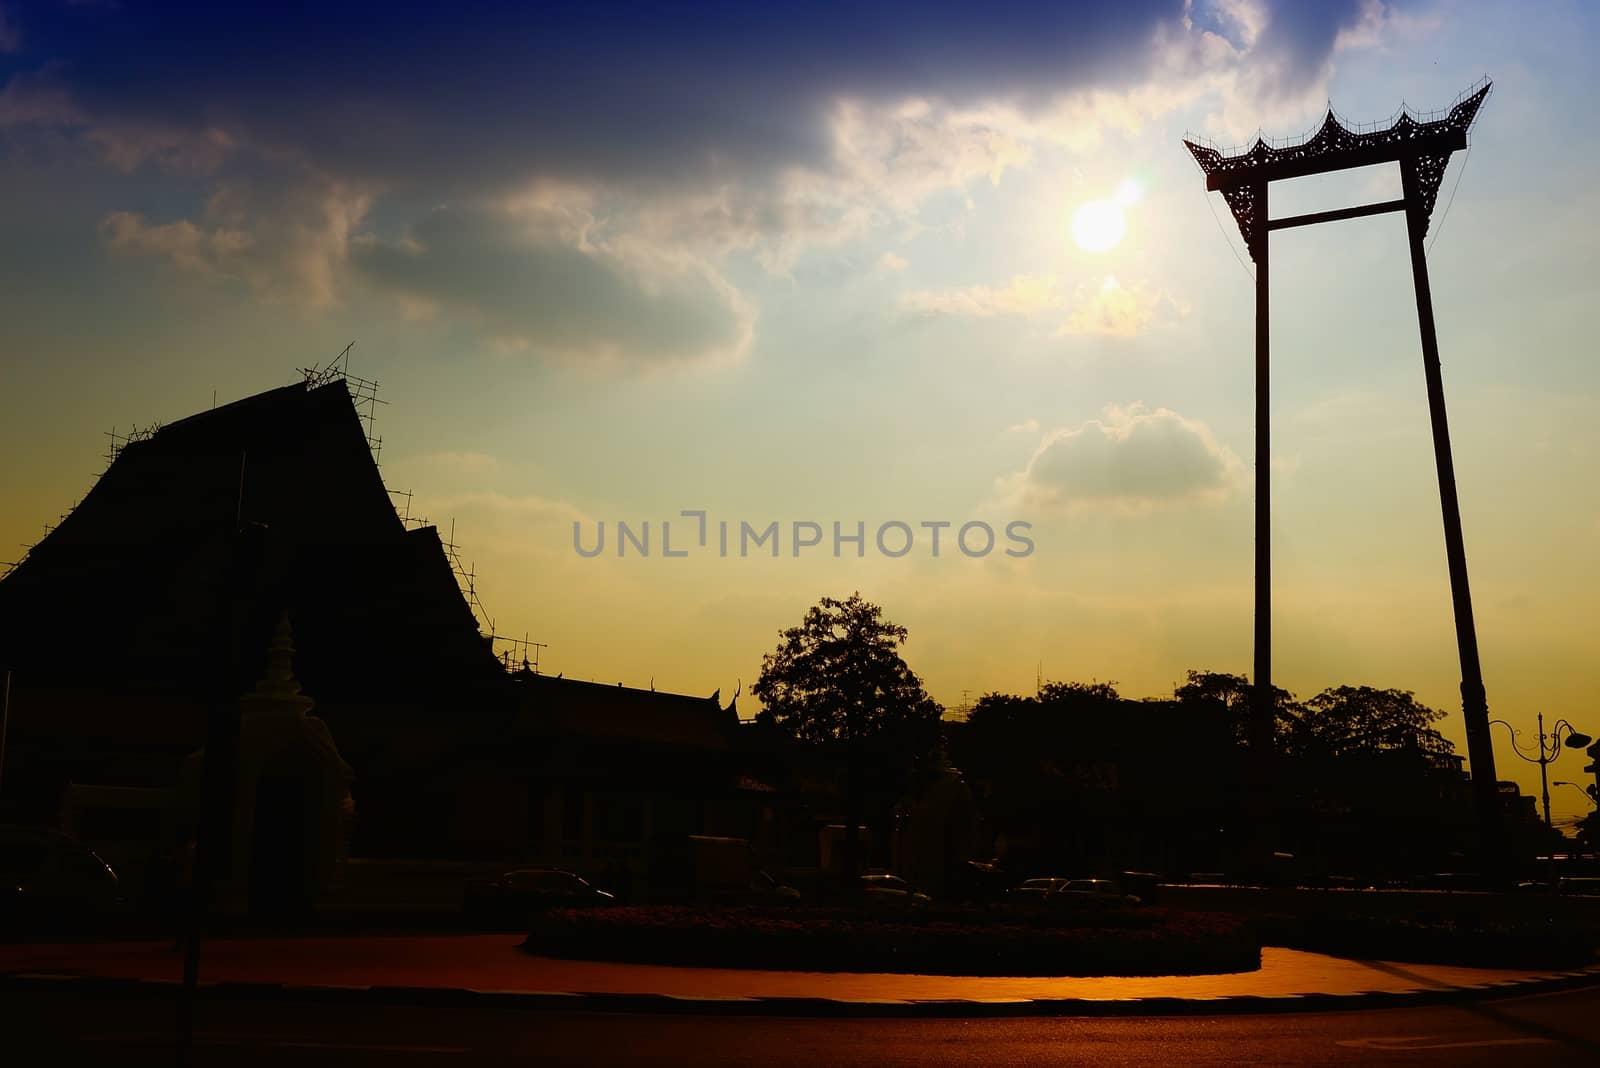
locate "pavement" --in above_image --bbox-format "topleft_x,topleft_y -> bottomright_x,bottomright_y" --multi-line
12,987 -> 1600,1066
4,934 -> 1600,1016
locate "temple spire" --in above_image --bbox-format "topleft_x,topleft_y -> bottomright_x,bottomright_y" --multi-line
241,610 -> 314,718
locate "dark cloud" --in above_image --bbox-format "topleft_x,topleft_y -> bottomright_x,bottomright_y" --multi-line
1248,0 -> 1370,95
1,1 -> 1375,192
350,204 -> 752,366
4,1 -> 1388,363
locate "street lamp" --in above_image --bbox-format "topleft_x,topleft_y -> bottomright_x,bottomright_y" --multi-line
1489,714 -> 1593,827
1553,781 -> 1599,808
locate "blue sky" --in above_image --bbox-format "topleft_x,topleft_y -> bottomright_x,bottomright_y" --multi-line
2,1 -> 1598,827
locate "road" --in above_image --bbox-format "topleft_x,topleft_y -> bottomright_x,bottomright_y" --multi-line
7,986 -> 1600,1066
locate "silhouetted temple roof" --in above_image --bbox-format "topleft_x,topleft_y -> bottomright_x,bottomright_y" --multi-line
0,379 -> 504,711
514,673 -> 740,752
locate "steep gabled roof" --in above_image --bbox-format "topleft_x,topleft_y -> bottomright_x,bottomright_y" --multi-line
0,380 -> 504,707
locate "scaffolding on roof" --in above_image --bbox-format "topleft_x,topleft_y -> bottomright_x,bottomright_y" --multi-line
492,633 -> 548,674
298,341 -> 386,464
104,424 -> 162,470
441,517 -> 494,638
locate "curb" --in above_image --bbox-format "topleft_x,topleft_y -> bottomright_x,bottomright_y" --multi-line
6,966 -> 1600,1017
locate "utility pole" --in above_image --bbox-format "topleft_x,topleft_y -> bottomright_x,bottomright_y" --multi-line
0,668 -> 11,795
1539,712 -> 1552,828
178,522 -> 268,1066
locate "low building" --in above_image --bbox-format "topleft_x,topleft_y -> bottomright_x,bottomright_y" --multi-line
0,376 -> 780,911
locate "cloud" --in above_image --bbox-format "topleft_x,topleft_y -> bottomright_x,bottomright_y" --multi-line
900,273 -> 1186,338
1000,403 -> 1244,510
0,70 -> 79,126
352,198 -> 754,370
100,211 -> 253,277
1008,418 -> 1041,435
3,3 -> 1182,186
878,251 -> 908,272
3,3 -> 1393,197
621,96 -> 1037,274
411,491 -> 611,571
902,274 -> 1061,318
421,491 -> 589,526
0,6 -> 19,54
409,452 -> 501,476
6,1 -> 1398,357
1177,0 -> 1394,141
99,168 -> 373,306
0,68 -> 236,174
1058,276 -> 1188,338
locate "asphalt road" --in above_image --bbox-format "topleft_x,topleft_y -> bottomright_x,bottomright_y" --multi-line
9,986 -> 1600,1067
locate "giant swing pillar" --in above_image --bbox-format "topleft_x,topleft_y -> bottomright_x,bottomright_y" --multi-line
1184,79 -> 1501,861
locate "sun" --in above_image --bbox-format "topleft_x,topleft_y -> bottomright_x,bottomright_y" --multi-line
1071,199 -> 1125,252
1071,180 -> 1142,253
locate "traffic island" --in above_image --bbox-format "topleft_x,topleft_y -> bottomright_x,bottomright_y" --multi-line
5,937 -> 1600,1015
521,904 -> 1261,977
1260,912 -> 1600,970
1161,885 -> 1600,970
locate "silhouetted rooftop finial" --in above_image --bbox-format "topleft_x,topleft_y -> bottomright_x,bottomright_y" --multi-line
241,610 -> 314,718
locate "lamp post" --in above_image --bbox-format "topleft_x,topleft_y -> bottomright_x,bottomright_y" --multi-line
1553,781 -> 1599,808
1489,714 -> 1593,827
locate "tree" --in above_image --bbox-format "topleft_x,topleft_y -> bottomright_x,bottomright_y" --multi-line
1173,669 -> 1300,749
1289,686 -> 1455,762
949,682 -> 1128,871
753,593 -> 941,877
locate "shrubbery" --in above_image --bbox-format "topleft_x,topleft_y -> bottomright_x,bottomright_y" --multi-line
521,904 -> 1261,977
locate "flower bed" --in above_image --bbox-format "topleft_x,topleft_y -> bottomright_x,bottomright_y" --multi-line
521,904 -> 1260,977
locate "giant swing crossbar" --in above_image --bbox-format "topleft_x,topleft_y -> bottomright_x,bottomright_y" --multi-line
1186,78 -> 1490,255
1184,78 -> 1503,859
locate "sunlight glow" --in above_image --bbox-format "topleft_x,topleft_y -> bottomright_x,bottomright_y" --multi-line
1071,199 -> 1125,252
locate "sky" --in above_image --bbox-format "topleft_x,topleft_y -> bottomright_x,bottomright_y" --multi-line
2,1 -> 1597,828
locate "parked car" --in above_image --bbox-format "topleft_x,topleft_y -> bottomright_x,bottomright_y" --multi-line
849,874 -> 930,910
748,869 -> 803,905
1412,871 -> 1490,892
0,825 -> 123,931
1118,871 -> 1163,903
1558,877 -> 1600,896
707,869 -> 803,907
1053,878 -> 1142,906
464,868 -> 615,917
1008,877 -> 1072,905
956,859 -> 1014,904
